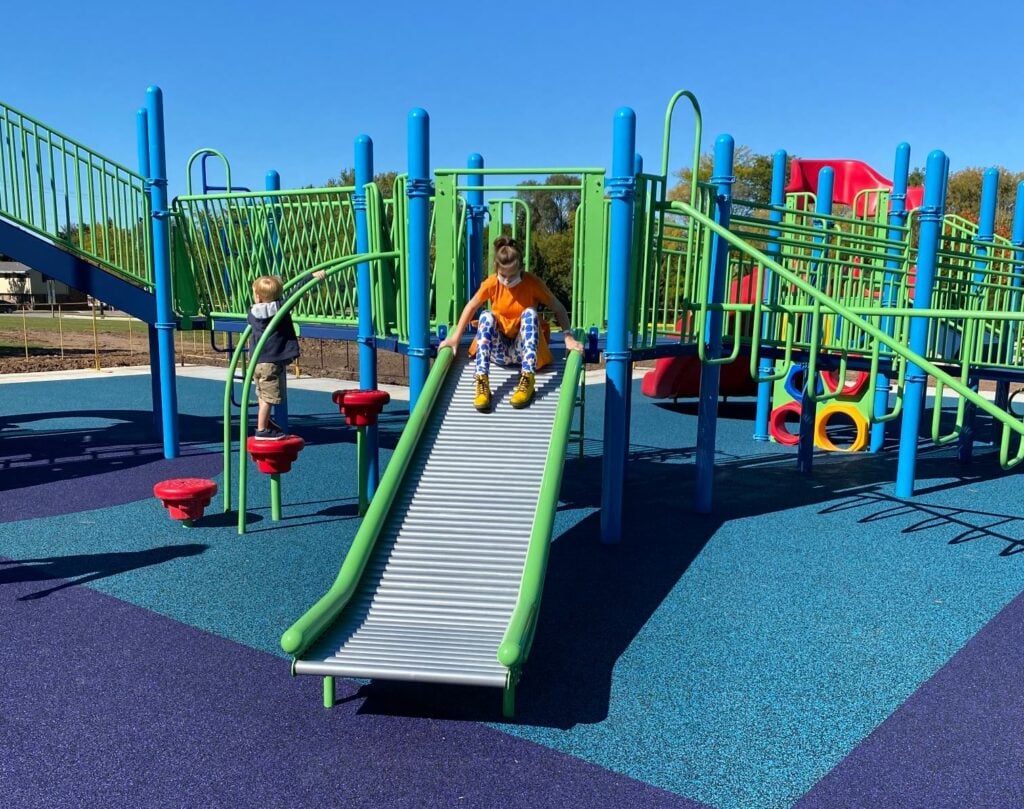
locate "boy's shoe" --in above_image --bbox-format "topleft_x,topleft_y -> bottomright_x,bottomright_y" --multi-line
510,372 -> 535,409
254,427 -> 286,441
474,374 -> 492,412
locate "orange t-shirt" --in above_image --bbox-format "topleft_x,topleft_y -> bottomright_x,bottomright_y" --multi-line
470,273 -> 556,369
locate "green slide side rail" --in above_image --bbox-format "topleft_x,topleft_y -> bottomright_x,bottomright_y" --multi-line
0,99 -> 153,287
498,348 -> 584,714
280,346 -> 455,658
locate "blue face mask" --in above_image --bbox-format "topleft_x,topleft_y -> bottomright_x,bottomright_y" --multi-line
497,272 -> 522,289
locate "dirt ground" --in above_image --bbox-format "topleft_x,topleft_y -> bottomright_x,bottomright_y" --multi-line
0,324 -> 411,384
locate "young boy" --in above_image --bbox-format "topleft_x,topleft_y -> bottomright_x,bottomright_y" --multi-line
439,236 -> 582,411
248,271 -> 326,439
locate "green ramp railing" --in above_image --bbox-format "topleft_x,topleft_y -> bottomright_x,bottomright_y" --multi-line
0,100 -> 152,287
673,198 -> 1024,469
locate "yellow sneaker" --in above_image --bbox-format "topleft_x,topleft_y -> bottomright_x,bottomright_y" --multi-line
474,374 -> 492,411
510,371 -> 535,409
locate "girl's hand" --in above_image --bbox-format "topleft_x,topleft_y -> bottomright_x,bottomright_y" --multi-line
312,270 -> 327,282
438,336 -> 459,355
564,334 -> 584,354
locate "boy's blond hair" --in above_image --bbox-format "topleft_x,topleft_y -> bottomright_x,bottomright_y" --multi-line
252,275 -> 283,302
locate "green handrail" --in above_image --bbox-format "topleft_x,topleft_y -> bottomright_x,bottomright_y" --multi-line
673,200 -> 1024,468
0,99 -> 152,287
497,348 -> 584,716
220,251 -> 400,519
280,346 -> 455,658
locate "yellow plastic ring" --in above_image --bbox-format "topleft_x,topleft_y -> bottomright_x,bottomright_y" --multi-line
814,403 -> 869,452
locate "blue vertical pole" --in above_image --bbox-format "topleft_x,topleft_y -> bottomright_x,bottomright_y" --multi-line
466,154 -> 485,299
263,168 -> 289,433
136,107 -> 162,434
354,135 -> 380,496
407,109 -> 431,409
959,168 -> 998,461
754,149 -> 787,441
694,135 -> 735,513
895,151 -> 948,498
600,108 -> 636,544
146,86 -> 179,459
1006,183 -> 1024,395
796,167 -> 833,474
871,143 -> 911,453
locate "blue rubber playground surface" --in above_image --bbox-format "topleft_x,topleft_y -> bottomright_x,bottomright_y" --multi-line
2,367 -> 1023,808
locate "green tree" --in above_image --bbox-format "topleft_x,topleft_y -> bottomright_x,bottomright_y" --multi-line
669,145 -> 784,214
513,175 -> 582,306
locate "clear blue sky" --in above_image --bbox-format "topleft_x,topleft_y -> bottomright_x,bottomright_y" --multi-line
5,0 -> 1022,197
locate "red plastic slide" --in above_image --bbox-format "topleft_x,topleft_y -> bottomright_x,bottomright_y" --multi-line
785,158 -> 924,217
642,272 -> 758,400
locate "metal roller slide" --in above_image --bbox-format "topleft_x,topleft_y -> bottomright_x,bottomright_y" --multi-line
282,347 -> 583,715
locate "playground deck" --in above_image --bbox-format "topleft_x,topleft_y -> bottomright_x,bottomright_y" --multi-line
2,367 -> 1022,809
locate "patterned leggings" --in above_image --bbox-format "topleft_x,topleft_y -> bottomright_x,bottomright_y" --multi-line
474,308 -> 538,376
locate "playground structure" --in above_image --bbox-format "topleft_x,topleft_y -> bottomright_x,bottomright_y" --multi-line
4,86 -> 1024,714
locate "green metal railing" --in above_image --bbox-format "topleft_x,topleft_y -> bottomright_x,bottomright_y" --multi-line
0,100 -> 152,287
673,198 -> 1024,469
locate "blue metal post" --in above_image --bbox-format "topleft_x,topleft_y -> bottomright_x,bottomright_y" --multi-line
466,154 -> 485,299
797,167 -> 833,473
354,135 -> 380,497
958,167 -> 999,462
600,108 -> 636,543
1006,183 -> 1024,395
694,135 -> 735,513
871,143 -> 911,453
406,109 -> 431,409
895,151 -> 948,498
136,108 -> 162,433
754,150 -> 787,441
263,168 -> 290,433
146,86 -> 179,459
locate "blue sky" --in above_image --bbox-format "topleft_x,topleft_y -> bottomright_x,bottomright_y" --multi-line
4,1 -> 1022,197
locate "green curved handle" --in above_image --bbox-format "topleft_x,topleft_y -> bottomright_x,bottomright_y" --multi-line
280,347 -> 454,657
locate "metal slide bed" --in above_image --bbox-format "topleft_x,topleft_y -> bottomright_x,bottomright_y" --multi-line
282,347 -> 583,716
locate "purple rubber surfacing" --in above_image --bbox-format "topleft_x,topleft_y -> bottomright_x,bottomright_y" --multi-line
797,589 -> 1024,809
0,567 -> 706,809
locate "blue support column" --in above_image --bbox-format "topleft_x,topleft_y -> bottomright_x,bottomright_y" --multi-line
354,135 -> 380,497
959,167 -> 999,462
895,151 -> 948,498
694,135 -> 735,513
406,109 -> 431,409
466,154 -> 485,299
146,86 -> 179,459
754,150 -> 787,441
600,108 -> 636,544
796,167 -> 833,474
871,143 -> 911,453
136,108 -> 162,433
1005,183 -> 1024,406
263,168 -> 290,433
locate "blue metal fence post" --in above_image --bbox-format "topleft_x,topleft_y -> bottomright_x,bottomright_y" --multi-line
754,149 -> 787,441
694,135 -> 735,513
600,108 -> 636,544
871,143 -> 911,453
136,107 -> 163,434
466,154 -> 485,299
354,134 -> 380,497
407,109 -> 431,409
262,168 -> 290,433
895,150 -> 948,498
959,167 -> 999,462
146,86 -> 179,459
797,167 -> 834,473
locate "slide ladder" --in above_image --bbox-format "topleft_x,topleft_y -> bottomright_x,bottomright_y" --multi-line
283,349 -> 583,716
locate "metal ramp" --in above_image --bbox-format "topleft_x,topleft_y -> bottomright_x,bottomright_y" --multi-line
294,355 -> 564,690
